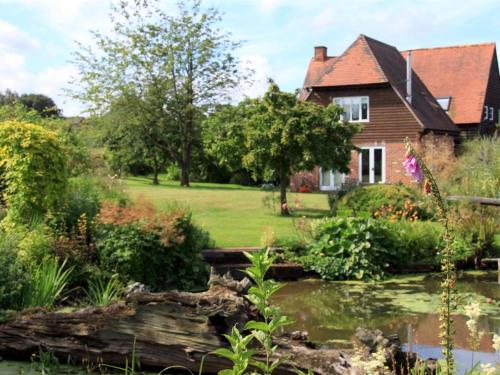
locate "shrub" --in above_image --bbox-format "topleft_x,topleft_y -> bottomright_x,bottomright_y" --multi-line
296,217 -> 400,281
336,184 -> 429,219
0,120 -> 68,223
96,199 -> 211,291
17,223 -> 54,268
288,217 -> 443,281
0,232 -> 27,310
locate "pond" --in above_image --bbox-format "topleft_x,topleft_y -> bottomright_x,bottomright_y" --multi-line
272,271 -> 500,371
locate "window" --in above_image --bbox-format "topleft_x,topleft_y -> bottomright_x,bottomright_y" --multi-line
484,106 -> 489,120
333,96 -> 369,122
489,107 -> 494,121
436,96 -> 451,112
319,168 -> 345,191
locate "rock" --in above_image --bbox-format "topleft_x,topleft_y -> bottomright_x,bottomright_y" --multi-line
124,282 -> 150,297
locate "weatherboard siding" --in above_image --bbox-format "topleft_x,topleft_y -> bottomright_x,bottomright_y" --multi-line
308,84 -> 422,143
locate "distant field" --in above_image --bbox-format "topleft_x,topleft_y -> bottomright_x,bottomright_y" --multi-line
123,175 -> 330,248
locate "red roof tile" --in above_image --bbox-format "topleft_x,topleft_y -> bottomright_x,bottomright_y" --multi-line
401,43 -> 496,124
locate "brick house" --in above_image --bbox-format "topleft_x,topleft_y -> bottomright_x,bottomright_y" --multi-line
291,35 -> 499,192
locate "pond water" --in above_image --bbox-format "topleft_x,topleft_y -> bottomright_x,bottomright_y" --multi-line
272,271 -> 500,371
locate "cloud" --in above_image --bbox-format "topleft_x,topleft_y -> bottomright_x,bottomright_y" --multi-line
0,19 -> 39,52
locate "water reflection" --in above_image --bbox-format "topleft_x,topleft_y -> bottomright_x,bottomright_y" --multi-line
271,272 -> 500,352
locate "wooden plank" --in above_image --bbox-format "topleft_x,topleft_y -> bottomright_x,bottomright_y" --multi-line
447,195 -> 500,206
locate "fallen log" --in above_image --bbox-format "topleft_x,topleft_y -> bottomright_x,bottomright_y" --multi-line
0,273 -> 349,374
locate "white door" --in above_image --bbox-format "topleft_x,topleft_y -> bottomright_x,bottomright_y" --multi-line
358,147 -> 385,184
320,168 -> 345,191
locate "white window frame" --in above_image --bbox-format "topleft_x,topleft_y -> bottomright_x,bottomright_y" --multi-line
319,168 -> 345,191
489,107 -> 494,121
333,96 -> 369,123
484,106 -> 489,120
358,146 -> 386,184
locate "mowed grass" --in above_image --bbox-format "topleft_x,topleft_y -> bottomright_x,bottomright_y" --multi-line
123,175 -> 330,248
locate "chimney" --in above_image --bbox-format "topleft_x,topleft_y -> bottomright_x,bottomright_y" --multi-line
314,46 -> 327,61
406,51 -> 412,105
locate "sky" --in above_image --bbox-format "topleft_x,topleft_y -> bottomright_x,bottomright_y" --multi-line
0,0 -> 499,116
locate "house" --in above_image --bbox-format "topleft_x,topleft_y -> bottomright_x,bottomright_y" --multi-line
292,35 -> 499,191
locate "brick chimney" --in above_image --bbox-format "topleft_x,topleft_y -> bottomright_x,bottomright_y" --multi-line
314,46 -> 327,61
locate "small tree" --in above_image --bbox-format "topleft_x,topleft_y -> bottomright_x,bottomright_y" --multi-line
0,120 -> 68,223
242,82 -> 360,215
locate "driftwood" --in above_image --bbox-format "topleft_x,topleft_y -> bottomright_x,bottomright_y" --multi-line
0,273 -> 349,374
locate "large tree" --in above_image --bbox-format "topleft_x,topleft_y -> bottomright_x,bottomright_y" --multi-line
70,0 -> 243,186
207,82 -> 361,215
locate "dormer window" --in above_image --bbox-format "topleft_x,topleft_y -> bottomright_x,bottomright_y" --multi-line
436,96 -> 451,112
333,96 -> 369,122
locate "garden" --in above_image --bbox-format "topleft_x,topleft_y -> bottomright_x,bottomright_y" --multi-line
0,0 -> 499,375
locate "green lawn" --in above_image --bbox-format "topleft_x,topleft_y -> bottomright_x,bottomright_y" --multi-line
124,175 -> 330,248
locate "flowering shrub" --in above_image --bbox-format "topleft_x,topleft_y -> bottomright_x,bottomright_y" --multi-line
96,199 -> 212,291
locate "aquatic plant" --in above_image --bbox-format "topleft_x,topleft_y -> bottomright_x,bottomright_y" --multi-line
404,138 -> 456,374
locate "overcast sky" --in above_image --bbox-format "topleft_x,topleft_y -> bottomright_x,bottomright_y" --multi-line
0,0 -> 499,116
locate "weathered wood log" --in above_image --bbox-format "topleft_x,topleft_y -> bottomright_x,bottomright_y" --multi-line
0,274 -> 349,374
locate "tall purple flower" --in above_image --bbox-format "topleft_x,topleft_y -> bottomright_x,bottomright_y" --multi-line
403,154 -> 423,183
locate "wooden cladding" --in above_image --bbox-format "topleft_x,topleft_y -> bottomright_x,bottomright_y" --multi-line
309,84 -> 422,143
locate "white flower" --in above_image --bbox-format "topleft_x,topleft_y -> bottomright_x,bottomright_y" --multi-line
466,318 -> 477,333
493,334 -> 500,352
480,363 -> 496,375
464,302 -> 481,321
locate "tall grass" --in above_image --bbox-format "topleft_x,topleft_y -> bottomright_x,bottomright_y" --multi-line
87,274 -> 124,307
23,257 -> 72,308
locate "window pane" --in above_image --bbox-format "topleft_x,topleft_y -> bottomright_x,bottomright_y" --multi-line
351,103 -> 360,121
343,103 -> 351,121
361,150 -> 370,183
361,98 -> 368,120
321,169 -> 331,186
333,171 -> 343,188
374,149 -> 383,183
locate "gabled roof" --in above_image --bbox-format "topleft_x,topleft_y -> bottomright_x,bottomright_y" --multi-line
303,35 -> 458,133
400,43 -> 497,124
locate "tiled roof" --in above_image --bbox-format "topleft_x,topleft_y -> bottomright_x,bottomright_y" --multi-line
304,35 -> 458,133
401,43 -> 496,124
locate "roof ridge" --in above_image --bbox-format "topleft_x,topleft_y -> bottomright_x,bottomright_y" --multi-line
361,35 -> 390,82
401,42 -> 496,53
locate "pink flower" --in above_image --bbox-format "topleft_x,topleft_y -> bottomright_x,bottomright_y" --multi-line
403,155 -> 423,183
281,203 -> 288,211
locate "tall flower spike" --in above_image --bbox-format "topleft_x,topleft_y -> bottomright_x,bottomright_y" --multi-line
403,154 -> 423,183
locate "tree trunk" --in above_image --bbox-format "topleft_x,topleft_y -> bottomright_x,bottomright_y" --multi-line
180,149 -> 190,187
152,159 -> 160,185
280,170 -> 289,216
0,274 -> 349,375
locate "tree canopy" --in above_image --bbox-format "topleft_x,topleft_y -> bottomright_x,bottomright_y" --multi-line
70,0 -> 244,186
205,82 -> 361,215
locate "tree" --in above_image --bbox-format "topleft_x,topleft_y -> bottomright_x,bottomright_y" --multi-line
0,89 -> 19,106
18,94 -> 61,117
231,82 -> 360,215
70,0 -> 243,186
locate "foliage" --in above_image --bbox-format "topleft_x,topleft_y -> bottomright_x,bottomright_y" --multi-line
0,232 -> 27,310
86,273 -> 124,307
216,248 -> 293,375
23,257 -> 73,309
208,82 -> 360,215
336,183 -> 428,219
70,0 -> 244,187
293,217 -> 399,281
16,222 -> 55,269
450,204 -> 499,266
96,199 -> 211,290
0,120 -> 68,223
29,346 -> 61,375
18,93 -> 61,118
440,137 -> 499,198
